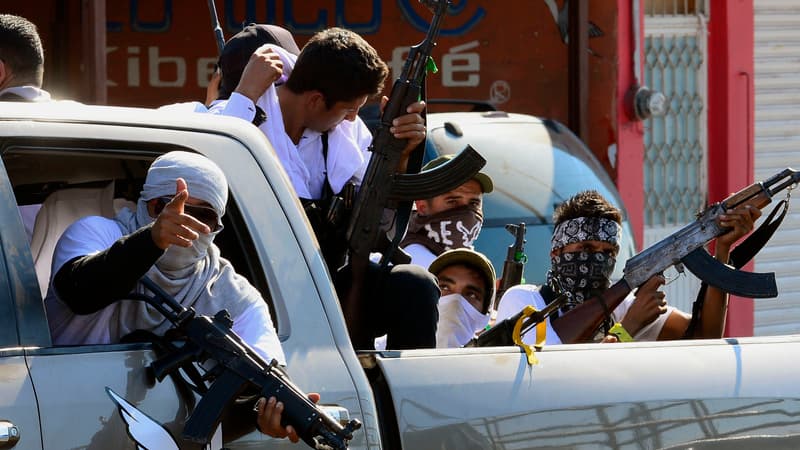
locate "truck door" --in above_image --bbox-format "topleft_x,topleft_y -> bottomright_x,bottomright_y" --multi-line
0,158 -> 41,450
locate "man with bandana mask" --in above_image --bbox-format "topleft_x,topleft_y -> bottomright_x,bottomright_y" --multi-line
428,248 -> 496,348
43,152 -> 308,440
399,154 -> 494,269
495,190 -> 760,344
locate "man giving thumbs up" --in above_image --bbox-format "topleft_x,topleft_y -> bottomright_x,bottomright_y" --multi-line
44,151 -> 285,367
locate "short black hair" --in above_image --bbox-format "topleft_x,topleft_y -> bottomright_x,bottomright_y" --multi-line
286,27 -> 388,109
553,190 -> 622,226
0,14 -> 44,87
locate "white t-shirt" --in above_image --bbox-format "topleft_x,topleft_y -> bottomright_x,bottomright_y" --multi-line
44,216 -> 284,363
0,85 -> 51,101
402,243 -> 437,269
495,284 -> 675,346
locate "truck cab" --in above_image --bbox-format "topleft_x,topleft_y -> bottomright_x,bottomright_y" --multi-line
2,102 -> 800,450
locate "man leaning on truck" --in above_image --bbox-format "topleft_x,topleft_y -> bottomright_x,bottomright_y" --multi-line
0,14 -> 50,102
43,151 -> 308,441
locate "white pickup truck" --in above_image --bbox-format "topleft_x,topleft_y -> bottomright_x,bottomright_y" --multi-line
1,102 -> 799,450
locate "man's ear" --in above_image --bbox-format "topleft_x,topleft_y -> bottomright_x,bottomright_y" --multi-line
414,199 -> 427,216
306,90 -> 326,110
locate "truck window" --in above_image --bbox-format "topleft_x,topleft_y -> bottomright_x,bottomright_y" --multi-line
1,144 -> 278,347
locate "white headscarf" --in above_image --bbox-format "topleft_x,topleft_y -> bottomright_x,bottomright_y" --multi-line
110,151 -> 262,336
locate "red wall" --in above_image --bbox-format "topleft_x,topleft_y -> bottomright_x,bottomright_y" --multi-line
707,0 -> 755,337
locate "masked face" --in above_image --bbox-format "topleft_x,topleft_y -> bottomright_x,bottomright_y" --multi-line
550,250 -> 616,310
436,293 -> 491,348
156,230 -> 219,275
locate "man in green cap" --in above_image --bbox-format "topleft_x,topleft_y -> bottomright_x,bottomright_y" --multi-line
399,154 -> 494,268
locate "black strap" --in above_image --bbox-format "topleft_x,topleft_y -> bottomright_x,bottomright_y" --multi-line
252,105 -> 267,127
683,199 -> 789,338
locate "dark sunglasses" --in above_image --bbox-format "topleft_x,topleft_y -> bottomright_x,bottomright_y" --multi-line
155,196 -> 221,232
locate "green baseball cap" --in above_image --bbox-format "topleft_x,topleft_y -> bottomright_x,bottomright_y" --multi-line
422,154 -> 494,193
429,248 -> 497,313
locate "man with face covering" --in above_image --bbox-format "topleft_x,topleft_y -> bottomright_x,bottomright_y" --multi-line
44,151 -> 309,439
428,248 -> 496,348
495,190 -> 760,344
399,154 -> 494,269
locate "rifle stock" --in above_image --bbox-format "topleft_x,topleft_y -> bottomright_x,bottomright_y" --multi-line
550,168 -> 799,344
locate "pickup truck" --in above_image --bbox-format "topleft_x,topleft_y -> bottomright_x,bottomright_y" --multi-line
2,101 -> 800,450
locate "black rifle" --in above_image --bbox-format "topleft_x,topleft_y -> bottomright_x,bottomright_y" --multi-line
345,0 -> 486,264
494,223 -> 527,310
553,168 -> 799,343
130,276 -> 361,449
207,0 -> 225,56
465,284 -> 567,348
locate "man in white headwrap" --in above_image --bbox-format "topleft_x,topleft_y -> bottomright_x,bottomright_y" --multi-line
495,190 -> 760,345
44,151 -> 284,364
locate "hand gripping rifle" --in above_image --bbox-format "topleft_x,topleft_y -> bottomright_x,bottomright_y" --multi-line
552,168 -> 800,344
494,223 -> 528,311
130,276 -> 361,449
346,0 -> 486,264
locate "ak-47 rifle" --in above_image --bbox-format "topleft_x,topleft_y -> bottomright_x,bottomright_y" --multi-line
551,168 -> 799,344
345,0 -> 486,265
130,276 -> 361,450
494,223 -> 527,310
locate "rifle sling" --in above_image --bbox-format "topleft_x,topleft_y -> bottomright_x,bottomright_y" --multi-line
683,199 -> 789,338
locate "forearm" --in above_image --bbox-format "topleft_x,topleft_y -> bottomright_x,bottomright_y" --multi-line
53,225 -> 164,314
697,243 -> 732,338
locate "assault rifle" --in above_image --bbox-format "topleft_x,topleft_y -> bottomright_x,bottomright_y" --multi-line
346,0 -> 486,263
131,276 -> 361,450
494,223 -> 527,310
552,168 -> 799,343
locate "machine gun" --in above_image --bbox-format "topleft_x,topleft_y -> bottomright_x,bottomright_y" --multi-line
346,0 -> 486,264
552,168 -> 800,344
494,223 -> 528,311
130,276 -> 361,450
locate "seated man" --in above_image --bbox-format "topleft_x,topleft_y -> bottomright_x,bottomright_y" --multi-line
496,190 -> 760,344
44,151 -> 283,361
400,154 -> 494,269
429,248 -> 496,348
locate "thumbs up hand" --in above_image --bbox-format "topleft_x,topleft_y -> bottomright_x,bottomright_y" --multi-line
150,178 -> 211,250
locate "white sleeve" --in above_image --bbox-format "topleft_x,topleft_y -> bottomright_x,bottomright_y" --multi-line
495,285 -> 563,346
612,293 -> 676,342
403,244 -> 437,269
51,216 -> 123,280
232,299 -> 286,366
208,93 -> 257,123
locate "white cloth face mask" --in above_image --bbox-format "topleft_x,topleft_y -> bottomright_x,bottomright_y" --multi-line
436,293 -> 490,348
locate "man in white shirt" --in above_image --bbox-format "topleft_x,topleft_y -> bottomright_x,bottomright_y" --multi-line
209,25 -> 439,350
400,154 -> 494,268
0,14 -> 51,102
495,190 -> 760,345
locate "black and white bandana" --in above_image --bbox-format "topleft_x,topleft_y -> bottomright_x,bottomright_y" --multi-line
548,250 -> 617,313
551,216 -> 621,252
400,204 -> 483,256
